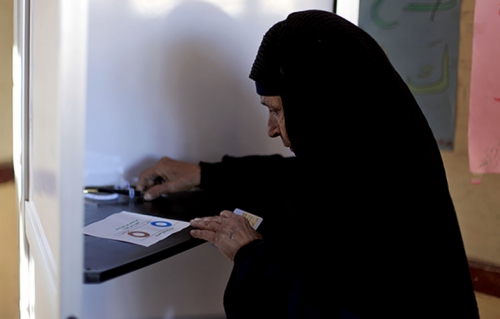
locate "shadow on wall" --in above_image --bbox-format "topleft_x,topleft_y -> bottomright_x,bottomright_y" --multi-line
84,0 -> 289,185
126,2 -> 290,179
123,1 -> 288,182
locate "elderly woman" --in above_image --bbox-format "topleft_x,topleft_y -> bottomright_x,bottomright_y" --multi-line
137,10 -> 479,319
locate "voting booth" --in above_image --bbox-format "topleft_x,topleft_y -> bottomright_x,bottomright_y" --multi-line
12,1 -> 360,318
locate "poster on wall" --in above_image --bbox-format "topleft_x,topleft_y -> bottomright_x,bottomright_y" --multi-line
468,0 -> 500,173
358,0 -> 461,150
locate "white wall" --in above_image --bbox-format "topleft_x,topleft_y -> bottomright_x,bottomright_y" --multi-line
85,0 -> 322,185
83,244 -> 233,319
336,0 -> 359,25
83,1 -> 332,318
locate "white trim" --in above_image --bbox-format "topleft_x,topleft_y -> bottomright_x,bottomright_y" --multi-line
14,0 -> 33,317
24,201 -> 57,287
18,205 -> 31,319
57,1 -> 88,318
26,0 -> 33,202
30,241 -> 58,319
24,200 -> 58,318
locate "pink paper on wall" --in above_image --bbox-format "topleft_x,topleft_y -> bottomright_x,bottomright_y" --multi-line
468,0 -> 500,173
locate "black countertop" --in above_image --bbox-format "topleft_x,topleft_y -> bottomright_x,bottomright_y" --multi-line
84,190 -> 230,284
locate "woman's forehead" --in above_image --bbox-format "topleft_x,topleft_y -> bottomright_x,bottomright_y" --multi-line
260,95 -> 282,108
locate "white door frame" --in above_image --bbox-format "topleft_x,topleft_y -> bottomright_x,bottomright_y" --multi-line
14,0 -> 89,318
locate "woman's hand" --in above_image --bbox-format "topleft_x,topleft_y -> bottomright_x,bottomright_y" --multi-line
190,210 -> 263,261
136,157 -> 201,200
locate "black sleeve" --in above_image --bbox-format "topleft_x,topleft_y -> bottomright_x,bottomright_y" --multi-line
199,154 -> 298,194
197,155 -> 299,227
223,240 -> 332,319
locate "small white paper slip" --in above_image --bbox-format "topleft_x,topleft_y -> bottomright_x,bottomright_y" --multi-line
233,208 -> 263,230
83,211 -> 190,247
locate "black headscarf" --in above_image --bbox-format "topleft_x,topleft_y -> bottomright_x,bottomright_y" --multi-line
250,10 -> 439,161
247,10 -> 478,318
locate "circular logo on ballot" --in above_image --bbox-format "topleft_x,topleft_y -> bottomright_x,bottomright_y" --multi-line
151,221 -> 172,227
127,231 -> 150,238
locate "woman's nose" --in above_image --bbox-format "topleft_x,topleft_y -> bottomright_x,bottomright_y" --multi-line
267,116 -> 280,138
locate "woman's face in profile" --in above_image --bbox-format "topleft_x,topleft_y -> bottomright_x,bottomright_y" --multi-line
260,95 -> 292,151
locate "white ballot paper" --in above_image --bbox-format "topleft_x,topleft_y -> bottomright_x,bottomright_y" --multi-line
83,211 -> 190,247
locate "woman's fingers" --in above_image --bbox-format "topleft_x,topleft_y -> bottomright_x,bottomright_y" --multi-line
190,211 -> 262,261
